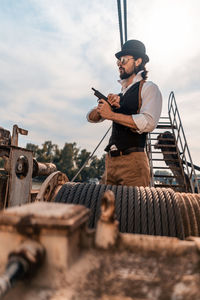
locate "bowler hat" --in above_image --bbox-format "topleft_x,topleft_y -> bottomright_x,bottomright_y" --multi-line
115,40 -> 149,63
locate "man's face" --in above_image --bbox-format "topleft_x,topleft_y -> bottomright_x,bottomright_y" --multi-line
117,55 -> 142,80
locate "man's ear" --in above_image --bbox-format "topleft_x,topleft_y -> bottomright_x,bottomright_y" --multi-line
135,58 -> 142,67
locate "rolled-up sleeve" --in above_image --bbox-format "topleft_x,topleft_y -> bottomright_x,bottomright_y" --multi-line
132,81 -> 162,133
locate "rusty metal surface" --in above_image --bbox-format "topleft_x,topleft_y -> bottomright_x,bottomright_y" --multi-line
0,199 -> 199,299
0,202 -> 90,231
32,159 -> 57,177
0,127 -> 11,146
1,234 -> 200,300
36,171 -> 69,202
11,125 -> 28,147
7,148 -> 33,207
95,190 -> 119,249
0,175 -> 7,209
73,240 -> 200,300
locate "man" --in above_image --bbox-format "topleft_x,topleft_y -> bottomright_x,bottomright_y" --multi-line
87,39 -> 162,187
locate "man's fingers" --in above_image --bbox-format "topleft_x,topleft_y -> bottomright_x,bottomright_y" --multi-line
110,95 -> 120,105
107,93 -> 114,98
98,99 -> 107,104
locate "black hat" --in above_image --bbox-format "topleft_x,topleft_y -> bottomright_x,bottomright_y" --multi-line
115,39 -> 149,63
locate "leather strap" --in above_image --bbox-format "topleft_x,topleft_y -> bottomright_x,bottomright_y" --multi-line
109,147 -> 145,157
137,79 -> 145,114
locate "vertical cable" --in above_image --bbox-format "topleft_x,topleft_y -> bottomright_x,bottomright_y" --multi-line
117,0 -> 124,48
123,0 -> 127,42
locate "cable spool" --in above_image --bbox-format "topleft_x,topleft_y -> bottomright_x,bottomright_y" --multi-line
55,183 -> 200,239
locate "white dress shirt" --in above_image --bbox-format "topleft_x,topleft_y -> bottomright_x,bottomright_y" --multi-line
87,71 -> 162,134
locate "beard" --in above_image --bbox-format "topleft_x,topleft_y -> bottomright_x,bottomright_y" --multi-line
119,62 -> 138,80
119,69 -> 135,79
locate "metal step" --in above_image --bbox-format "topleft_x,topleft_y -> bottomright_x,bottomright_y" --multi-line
151,151 -> 178,155
152,158 -> 179,162
154,184 -> 185,188
153,166 -> 170,169
153,166 -> 182,170
148,138 -> 175,141
151,145 -> 177,148
156,125 -> 177,129
154,174 -> 176,178
150,132 -> 173,135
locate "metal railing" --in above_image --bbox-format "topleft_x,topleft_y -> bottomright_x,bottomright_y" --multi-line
168,92 -> 199,193
146,92 -> 200,193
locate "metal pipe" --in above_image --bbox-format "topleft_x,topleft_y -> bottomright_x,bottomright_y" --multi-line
0,240 -> 45,299
123,0 -> 127,42
117,0 -> 124,48
32,159 -> 57,177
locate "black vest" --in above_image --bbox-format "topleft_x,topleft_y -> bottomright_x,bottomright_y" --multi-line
105,81 -> 147,151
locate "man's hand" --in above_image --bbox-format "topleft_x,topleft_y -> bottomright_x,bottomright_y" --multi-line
88,107 -> 102,122
97,99 -> 114,120
107,94 -> 120,108
96,99 -> 138,130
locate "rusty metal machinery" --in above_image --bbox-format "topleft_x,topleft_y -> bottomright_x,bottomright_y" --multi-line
0,125 -> 200,299
1,124 -> 200,243
0,195 -> 200,299
0,125 -> 67,208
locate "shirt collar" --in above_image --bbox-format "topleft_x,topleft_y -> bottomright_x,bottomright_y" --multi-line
118,70 -> 144,94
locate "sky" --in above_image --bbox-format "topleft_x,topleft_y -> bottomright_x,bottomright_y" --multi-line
0,0 -> 200,169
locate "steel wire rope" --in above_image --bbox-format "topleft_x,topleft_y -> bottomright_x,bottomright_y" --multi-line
121,185 -> 128,232
189,193 -> 200,236
55,182 -> 76,203
156,188 -> 169,237
64,182 -> 77,204
182,193 -> 198,236
82,184 -> 97,227
127,186 -> 134,233
89,184 -> 102,227
84,184 -> 97,209
110,184 -> 117,197
134,187 -> 141,234
79,183 -> 91,206
194,194 -> 200,203
187,193 -> 199,236
176,192 -> 191,237
193,194 -> 200,233
163,188 -> 177,237
162,188 -> 176,237
110,185 -> 118,220
115,185 -> 123,231
105,184 -> 113,193
73,183 -> 86,204
193,193 -> 200,232
167,189 -> 185,239
145,187 -> 155,235
54,183 -> 68,203
151,188 -> 162,236
67,183 -> 80,204
71,126 -> 111,183
140,187 -> 148,235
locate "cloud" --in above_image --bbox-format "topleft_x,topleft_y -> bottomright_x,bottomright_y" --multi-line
0,0 -> 199,170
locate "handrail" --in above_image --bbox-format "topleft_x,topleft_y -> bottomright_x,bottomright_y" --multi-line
168,92 -> 199,193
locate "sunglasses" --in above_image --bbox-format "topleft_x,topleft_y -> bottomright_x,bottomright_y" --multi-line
117,57 -> 134,66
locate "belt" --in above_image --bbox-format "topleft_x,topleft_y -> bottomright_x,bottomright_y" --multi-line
108,147 -> 144,157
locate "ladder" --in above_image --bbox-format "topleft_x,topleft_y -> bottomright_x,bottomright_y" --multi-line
147,92 -> 200,193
